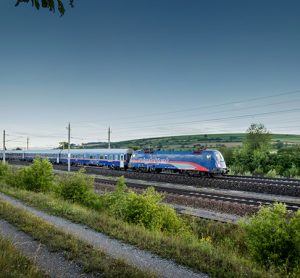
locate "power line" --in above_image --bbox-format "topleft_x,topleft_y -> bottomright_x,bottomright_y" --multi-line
108,107 -> 300,131
73,89 -> 300,124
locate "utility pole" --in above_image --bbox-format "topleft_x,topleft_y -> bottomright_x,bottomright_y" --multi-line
68,122 -> 71,172
2,130 -> 5,164
27,137 -> 29,150
108,126 -> 111,149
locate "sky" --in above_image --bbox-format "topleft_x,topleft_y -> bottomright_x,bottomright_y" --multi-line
0,0 -> 300,149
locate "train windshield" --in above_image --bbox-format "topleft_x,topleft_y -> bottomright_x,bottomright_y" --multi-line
215,152 -> 225,162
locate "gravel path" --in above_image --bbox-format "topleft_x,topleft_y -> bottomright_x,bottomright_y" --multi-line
0,219 -> 92,278
0,192 -> 208,278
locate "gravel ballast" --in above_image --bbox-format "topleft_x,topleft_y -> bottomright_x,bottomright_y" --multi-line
0,219 -> 92,278
0,192 -> 208,278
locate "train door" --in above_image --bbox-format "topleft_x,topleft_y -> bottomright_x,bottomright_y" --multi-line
120,154 -> 124,168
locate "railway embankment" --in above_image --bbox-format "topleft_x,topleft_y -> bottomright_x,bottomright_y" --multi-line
0,186 -> 272,277
0,193 -> 204,278
10,161 -> 300,221
1,160 -> 300,277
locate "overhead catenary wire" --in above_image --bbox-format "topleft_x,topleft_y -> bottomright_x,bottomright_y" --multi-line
2,89 -> 300,148
72,97 -> 300,128
73,89 -> 300,124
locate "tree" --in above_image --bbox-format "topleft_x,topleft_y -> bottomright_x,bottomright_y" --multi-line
244,123 -> 271,152
15,0 -> 74,16
58,141 -> 68,149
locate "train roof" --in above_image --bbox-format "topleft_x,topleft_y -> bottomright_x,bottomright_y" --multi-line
4,149 -> 132,154
133,149 -> 219,155
61,148 -> 132,154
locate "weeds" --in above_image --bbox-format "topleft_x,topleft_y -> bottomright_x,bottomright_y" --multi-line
0,234 -> 47,278
0,199 -> 154,278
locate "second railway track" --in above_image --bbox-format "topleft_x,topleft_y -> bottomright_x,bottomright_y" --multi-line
94,177 -> 300,212
8,160 -> 300,197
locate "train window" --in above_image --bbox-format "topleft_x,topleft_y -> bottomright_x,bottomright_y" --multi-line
90,155 -> 93,159
216,152 -> 224,161
109,154 -> 113,160
120,154 -> 124,161
114,154 -> 118,160
100,154 -> 104,159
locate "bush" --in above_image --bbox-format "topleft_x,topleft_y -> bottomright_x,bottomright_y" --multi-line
59,169 -> 94,203
283,164 -> 299,178
5,158 -> 54,192
104,177 -> 186,233
240,203 -> 300,271
265,169 -> 277,178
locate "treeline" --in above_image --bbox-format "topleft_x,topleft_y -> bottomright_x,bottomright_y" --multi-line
218,124 -> 300,177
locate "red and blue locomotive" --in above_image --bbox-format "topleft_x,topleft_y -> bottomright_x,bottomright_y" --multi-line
129,149 -> 228,175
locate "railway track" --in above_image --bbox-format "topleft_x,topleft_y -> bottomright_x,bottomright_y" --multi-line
94,178 -> 300,212
8,161 -> 300,215
8,160 -> 300,197
219,175 -> 300,187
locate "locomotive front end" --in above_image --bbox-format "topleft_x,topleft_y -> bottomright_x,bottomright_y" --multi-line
212,150 -> 228,174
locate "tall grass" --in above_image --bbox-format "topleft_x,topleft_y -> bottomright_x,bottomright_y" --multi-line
0,199 -> 154,278
0,235 -> 47,278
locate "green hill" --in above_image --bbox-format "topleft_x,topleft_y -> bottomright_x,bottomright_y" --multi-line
81,133 -> 300,151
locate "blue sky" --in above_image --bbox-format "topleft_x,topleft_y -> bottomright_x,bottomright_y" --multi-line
1,0 -> 300,148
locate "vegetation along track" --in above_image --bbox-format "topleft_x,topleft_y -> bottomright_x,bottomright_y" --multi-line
9,160 -> 300,197
94,178 -> 300,212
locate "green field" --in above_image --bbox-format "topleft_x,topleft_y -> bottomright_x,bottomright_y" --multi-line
81,133 -> 300,150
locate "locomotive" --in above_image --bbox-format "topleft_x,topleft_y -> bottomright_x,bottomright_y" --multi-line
1,148 -> 228,176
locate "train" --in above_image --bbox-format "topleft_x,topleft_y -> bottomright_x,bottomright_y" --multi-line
0,148 -> 228,176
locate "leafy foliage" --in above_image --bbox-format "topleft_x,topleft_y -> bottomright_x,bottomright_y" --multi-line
3,158 -> 54,192
15,0 -> 74,16
240,203 -> 300,272
58,169 -> 94,203
11,157 -> 54,192
103,177 -> 186,233
244,123 -> 272,152
229,124 -> 300,177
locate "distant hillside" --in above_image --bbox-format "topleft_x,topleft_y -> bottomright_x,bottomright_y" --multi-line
80,133 -> 300,151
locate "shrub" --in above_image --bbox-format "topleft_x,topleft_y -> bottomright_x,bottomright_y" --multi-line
240,203 -> 300,271
123,188 -> 165,231
59,169 -> 94,203
253,167 -> 264,176
265,169 -> 277,178
104,177 -> 186,233
289,210 -> 300,256
283,164 -> 299,178
103,176 -> 129,218
5,158 -> 54,192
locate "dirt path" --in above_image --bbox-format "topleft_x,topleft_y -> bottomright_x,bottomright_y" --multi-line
0,192 -> 208,278
0,219 -> 93,278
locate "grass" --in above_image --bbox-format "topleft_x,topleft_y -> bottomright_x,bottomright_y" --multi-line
0,197 -> 154,278
0,182 -> 276,278
0,235 -> 47,278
